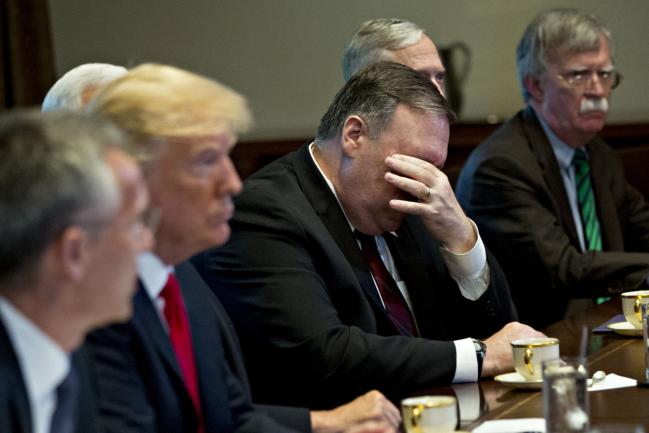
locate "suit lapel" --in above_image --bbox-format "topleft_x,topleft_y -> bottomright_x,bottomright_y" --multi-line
292,145 -> 388,317
587,138 -> 623,250
0,321 -> 32,433
72,347 -> 98,433
387,219 -> 447,339
175,261 -> 234,431
132,283 -> 186,392
522,108 -> 581,247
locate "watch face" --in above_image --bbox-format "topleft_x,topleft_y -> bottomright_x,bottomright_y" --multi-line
473,339 -> 486,356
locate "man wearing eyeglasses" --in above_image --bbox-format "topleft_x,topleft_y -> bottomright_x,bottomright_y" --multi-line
456,8 -> 649,329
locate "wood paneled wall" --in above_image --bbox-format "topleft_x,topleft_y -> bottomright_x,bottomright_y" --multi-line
233,122 -> 649,200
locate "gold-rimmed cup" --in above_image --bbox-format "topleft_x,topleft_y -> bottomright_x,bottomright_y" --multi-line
622,290 -> 649,329
401,395 -> 457,433
511,337 -> 560,381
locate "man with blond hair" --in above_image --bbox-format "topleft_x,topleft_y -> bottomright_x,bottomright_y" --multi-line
87,63 -> 400,433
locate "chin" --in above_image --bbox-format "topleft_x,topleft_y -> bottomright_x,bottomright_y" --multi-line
207,225 -> 232,249
380,214 -> 405,233
579,114 -> 608,130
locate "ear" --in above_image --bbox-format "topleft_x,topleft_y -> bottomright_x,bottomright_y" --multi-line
524,74 -> 544,103
340,115 -> 368,158
57,226 -> 91,282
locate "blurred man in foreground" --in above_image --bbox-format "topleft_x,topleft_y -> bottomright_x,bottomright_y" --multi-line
0,110 -> 150,433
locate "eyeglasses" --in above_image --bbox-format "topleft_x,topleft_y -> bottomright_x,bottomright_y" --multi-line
556,69 -> 623,90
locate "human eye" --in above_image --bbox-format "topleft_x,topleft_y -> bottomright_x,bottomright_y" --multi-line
568,70 -> 587,83
190,149 -> 222,176
598,70 -> 612,80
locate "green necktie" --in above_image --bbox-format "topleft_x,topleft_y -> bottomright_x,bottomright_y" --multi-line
572,148 -> 607,303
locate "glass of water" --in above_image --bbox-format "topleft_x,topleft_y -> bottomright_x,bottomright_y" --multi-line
543,357 -> 589,433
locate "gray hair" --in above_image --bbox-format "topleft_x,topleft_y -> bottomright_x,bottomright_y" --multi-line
516,8 -> 614,102
42,63 -> 128,111
316,62 -> 453,143
342,18 -> 424,81
0,110 -> 122,285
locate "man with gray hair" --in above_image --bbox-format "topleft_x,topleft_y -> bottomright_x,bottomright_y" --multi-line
456,8 -> 649,328
42,63 -> 127,111
0,110 -> 151,433
342,18 -> 446,95
195,62 -> 542,409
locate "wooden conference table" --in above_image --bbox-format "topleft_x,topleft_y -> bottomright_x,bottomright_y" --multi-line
428,297 -> 649,430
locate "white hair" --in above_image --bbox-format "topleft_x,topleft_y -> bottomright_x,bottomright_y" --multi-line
342,18 -> 424,81
42,63 -> 128,111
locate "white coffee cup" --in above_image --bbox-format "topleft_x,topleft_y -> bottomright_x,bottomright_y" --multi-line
511,337 -> 560,381
401,395 -> 457,433
622,290 -> 649,329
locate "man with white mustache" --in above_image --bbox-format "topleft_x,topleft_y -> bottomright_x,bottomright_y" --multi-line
456,8 -> 649,328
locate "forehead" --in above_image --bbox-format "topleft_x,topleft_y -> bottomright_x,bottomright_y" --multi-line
163,131 -> 236,155
390,35 -> 443,71
547,37 -> 612,68
381,105 -> 449,158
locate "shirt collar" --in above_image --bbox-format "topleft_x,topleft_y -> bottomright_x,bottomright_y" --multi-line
138,252 -> 174,301
0,296 -> 69,409
534,108 -> 586,171
308,142 -> 356,232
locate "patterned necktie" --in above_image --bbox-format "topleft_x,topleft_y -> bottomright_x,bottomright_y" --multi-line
572,148 -> 602,251
160,274 -> 204,433
50,365 -> 79,433
572,148 -> 607,304
355,231 -> 418,336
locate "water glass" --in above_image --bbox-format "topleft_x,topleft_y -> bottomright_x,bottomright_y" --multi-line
543,357 -> 589,433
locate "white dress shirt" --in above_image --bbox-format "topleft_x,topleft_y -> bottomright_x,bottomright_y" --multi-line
308,143 -> 487,382
538,114 -> 588,252
138,252 -> 175,330
0,296 -> 70,433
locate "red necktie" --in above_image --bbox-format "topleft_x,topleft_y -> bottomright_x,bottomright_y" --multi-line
355,232 -> 418,337
160,274 -> 204,433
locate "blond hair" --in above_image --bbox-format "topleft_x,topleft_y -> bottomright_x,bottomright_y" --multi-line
89,63 -> 252,159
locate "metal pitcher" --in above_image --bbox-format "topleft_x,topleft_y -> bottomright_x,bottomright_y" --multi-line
439,41 -> 471,117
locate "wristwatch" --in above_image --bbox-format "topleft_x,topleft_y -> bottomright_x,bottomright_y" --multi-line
472,338 -> 486,375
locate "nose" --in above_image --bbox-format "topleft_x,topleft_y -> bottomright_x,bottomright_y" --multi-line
585,74 -> 607,96
218,156 -> 243,196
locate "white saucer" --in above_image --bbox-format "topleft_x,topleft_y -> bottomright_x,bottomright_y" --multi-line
494,371 -> 542,390
607,321 -> 642,337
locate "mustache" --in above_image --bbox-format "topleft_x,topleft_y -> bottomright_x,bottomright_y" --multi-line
580,98 -> 609,114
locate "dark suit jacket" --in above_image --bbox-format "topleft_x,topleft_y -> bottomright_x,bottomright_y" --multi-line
192,144 -> 517,409
86,261 -> 305,433
456,107 -> 649,329
0,318 -> 98,433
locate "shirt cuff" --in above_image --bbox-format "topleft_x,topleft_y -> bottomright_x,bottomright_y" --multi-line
439,219 -> 486,279
453,338 -> 479,383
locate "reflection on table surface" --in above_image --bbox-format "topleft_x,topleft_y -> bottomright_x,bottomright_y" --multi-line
422,296 -> 649,430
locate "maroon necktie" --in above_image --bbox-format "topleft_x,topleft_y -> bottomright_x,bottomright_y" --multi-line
160,274 -> 204,433
355,231 -> 418,336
